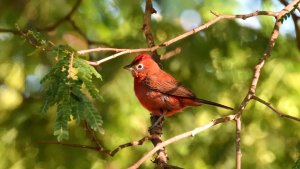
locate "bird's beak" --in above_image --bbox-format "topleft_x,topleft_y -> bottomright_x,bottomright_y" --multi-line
123,64 -> 133,71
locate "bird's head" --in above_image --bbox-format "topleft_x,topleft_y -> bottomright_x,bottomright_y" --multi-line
124,53 -> 160,79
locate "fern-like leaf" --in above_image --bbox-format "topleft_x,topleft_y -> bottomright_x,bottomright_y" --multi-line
41,44 -> 104,141
74,58 -> 103,101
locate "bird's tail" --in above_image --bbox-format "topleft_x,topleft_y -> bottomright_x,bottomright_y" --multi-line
195,98 -> 234,110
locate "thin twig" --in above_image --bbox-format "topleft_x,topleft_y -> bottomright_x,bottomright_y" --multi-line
78,47 -> 130,55
84,121 -> 107,153
82,10 -> 280,65
160,47 -> 182,60
16,25 -> 55,51
234,0 -> 299,115
128,114 -> 237,169
235,117 -> 242,169
233,1 -> 300,168
279,0 -> 300,50
37,141 -> 102,151
0,28 -> 21,34
37,135 -> 152,157
279,0 -> 300,11
0,0 -> 104,45
86,50 -> 146,65
252,96 -> 300,122
37,0 -> 82,32
128,1 -> 300,168
142,0 -> 160,60
110,136 -> 151,156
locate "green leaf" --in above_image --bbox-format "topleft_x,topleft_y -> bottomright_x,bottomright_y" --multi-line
70,85 -> 85,123
75,58 -> 102,80
54,129 -> 69,142
75,58 -> 103,101
85,105 -> 104,132
40,44 -> 104,141
54,108 -> 70,142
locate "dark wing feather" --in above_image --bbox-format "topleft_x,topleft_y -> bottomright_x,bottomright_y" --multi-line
144,71 -> 234,110
144,71 -> 196,98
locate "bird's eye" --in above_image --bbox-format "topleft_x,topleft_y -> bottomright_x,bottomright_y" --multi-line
136,64 -> 144,70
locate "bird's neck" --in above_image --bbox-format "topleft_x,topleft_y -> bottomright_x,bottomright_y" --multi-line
134,75 -> 145,84
132,71 -> 148,81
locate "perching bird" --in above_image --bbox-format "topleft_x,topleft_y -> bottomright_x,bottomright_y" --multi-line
124,53 -> 233,117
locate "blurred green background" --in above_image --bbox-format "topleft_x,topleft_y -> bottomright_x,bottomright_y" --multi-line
0,0 -> 300,168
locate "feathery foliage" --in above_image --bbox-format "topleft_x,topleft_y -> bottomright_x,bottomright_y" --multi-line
26,33 -> 105,142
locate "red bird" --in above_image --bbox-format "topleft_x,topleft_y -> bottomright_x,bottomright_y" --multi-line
124,53 -> 233,117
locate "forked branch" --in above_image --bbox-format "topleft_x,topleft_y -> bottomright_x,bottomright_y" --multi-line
128,115 -> 237,169
80,10 -> 280,65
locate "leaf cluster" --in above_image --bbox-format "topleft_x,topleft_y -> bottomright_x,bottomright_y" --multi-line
40,44 -> 103,142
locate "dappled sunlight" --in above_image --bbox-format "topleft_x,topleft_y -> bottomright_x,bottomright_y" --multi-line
1,63 -> 24,91
259,61 -> 286,100
0,85 -> 22,111
195,110 -> 215,126
0,62 -> 24,117
1,128 -> 18,144
258,150 -> 276,164
243,134 -> 255,146
278,97 -> 299,117
284,73 -> 300,94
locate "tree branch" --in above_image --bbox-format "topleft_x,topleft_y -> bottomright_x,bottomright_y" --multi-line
38,135 -> 152,157
233,1 -> 300,168
147,115 -> 168,167
128,1 -> 300,168
81,10 -> 279,65
128,114 -> 237,169
85,48 -> 154,65
0,28 -> 21,34
28,1 -> 300,168
110,136 -> 151,156
142,0 -> 160,61
252,96 -> 300,122
235,0 -> 299,116
0,0 -> 105,46
84,121 -> 108,153
36,141 -> 105,151
160,47 -> 182,60
37,0 -> 82,32
235,117 -> 242,169
0,0 -> 82,34
279,0 -> 300,50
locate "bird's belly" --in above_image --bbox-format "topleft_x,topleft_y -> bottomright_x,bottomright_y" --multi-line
134,84 -> 183,116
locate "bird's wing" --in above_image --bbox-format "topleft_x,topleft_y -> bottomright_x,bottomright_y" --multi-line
144,71 -> 196,98
144,71 -> 234,111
